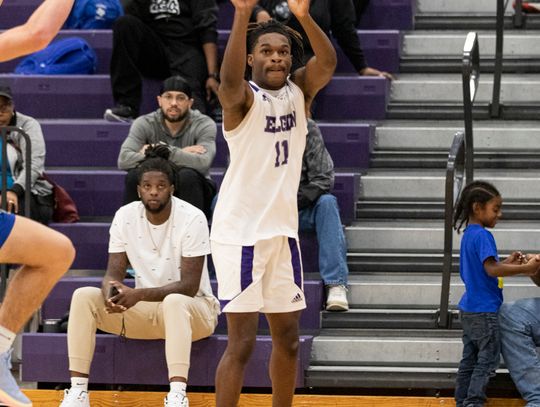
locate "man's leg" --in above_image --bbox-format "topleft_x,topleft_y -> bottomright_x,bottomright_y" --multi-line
0,215 -> 74,333
175,168 -> 216,217
265,311 -> 302,407
162,294 -> 217,405
215,312 -> 259,407
0,215 -> 74,407
500,299 -> 540,406
123,168 -> 141,205
109,15 -> 170,117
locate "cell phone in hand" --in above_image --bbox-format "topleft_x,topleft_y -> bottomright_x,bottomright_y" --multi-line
108,286 -> 119,301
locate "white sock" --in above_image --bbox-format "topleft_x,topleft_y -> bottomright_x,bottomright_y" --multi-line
71,377 -> 89,392
169,381 -> 186,395
0,325 -> 16,354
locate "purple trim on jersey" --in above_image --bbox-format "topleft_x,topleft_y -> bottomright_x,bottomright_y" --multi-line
0,211 -> 15,249
240,245 -> 254,290
248,82 -> 260,92
288,237 -> 302,288
219,299 -> 230,311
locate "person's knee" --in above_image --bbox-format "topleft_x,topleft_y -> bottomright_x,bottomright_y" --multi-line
45,231 -> 75,275
226,335 -> 257,365
317,194 -> 338,208
162,293 -> 191,310
70,286 -> 102,314
176,168 -> 201,189
273,331 -> 299,358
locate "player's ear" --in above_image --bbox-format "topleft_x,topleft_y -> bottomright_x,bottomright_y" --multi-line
247,54 -> 254,67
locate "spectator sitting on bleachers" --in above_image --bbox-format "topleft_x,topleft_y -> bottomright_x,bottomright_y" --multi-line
299,119 -> 349,311
59,145 -> 220,407
0,0 -> 74,62
118,75 -> 217,218
0,85 -> 55,225
104,0 -> 220,122
253,0 -> 393,80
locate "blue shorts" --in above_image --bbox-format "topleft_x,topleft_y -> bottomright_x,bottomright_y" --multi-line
0,211 -> 15,249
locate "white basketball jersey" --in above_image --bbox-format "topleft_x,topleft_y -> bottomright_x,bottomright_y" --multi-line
211,79 -> 308,245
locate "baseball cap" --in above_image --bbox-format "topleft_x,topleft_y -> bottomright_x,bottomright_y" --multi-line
0,85 -> 12,100
160,76 -> 192,98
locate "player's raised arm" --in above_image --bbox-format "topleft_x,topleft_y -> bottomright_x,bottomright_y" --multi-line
288,0 -> 337,107
219,0 -> 257,130
0,0 -> 75,62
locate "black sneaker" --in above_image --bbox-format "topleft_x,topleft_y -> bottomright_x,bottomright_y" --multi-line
103,105 -> 137,122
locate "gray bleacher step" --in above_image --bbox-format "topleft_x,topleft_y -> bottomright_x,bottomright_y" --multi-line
402,31 -> 540,58
346,274 -> 539,308
386,102 -> 493,120
370,150 -> 540,169
356,200 -> 540,220
347,251 -> 455,273
414,14 -> 523,31
400,55 -> 540,74
391,74 -> 540,104
359,169 -> 540,200
305,366 -> 515,390
416,0 -> 510,14
375,120 -> 540,151
345,220 -> 540,252
310,334 -> 462,367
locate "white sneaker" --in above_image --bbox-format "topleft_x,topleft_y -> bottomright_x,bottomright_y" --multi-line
326,285 -> 349,311
59,388 -> 90,407
164,391 -> 189,407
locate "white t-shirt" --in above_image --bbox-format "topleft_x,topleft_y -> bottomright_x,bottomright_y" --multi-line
211,79 -> 308,245
109,197 -> 215,299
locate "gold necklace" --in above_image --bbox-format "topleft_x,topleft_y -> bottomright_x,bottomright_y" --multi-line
145,203 -> 174,257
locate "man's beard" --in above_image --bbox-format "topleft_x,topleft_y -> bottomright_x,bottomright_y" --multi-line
162,108 -> 188,123
143,195 -> 171,214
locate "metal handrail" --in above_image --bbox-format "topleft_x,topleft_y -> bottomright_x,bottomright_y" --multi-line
491,0 -> 508,117
0,126 -> 32,300
438,132 -> 465,328
462,32 -> 478,185
438,34 -> 478,328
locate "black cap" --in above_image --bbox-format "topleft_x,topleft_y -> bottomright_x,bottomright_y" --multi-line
160,75 -> 192,98
0,85 -> 12,100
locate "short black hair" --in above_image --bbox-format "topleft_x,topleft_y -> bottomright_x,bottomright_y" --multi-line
453,180 -> 501,233
136,144 -> 176,186
246,20 -> 304,77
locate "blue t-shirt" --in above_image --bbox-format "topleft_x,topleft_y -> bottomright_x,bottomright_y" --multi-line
458,224 -> 503,312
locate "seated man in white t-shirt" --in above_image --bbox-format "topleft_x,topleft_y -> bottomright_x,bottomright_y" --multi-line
59,145 -> 220,407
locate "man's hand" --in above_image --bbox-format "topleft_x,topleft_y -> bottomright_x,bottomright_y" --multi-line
231,0 -> 258,11
206,77 -> 220,101
0,191 -> 18,214
360,66 -> 395,81
288,0 -> 310,18
182,145 -> 207,154
139,144 -> 151,155
522,256 -> 540,276
104,281 -> 141,313
504,251 -> 526,265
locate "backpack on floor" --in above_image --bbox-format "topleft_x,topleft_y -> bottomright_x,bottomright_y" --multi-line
14,37 -> 97,75
65,0 -> 124,29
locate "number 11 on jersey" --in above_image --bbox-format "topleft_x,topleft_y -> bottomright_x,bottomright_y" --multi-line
274,140 -> 289,167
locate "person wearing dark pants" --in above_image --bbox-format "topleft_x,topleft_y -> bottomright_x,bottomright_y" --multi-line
118,76 -> 217,218
104,0 -> 220,122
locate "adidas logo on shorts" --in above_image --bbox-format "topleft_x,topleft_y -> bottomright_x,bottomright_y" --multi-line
291,293 -> 303,303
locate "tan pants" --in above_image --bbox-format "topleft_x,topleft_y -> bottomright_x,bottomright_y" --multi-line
67,287 -> 218,379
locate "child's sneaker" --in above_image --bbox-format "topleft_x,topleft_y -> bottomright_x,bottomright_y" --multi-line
519,1 -> 540,13
59,388 -> 90,407
164,391 -> 189,407
0,350 -> 32,407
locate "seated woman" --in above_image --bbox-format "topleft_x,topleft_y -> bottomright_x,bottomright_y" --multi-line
0,85 -> 54,224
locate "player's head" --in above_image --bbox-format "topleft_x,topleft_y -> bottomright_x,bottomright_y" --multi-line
453,180 -> 502,233
157,75 -> 193,123
246,20 -> 303,90
136,144 -> 176,213
0,85 -> 14,127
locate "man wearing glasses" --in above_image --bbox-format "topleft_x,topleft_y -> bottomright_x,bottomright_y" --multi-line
118,75 -> 217,219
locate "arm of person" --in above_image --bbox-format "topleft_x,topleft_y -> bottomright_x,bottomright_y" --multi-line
484,256 -> 540,278
202,42 -> 220,100
117,118 -> 150,170
168,118 -> 217,172
218,0 -> 257,131
0,0 -> 75,62
298,120 -> 334,210
102,252 -> 129,313
113,256 -> 205,310
288,0 -> 337,112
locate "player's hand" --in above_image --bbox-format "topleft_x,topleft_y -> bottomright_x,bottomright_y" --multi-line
288,0 -> 310,18
359,66 -> 395,81
0,191 -> 18,214
230,0 -> 258,12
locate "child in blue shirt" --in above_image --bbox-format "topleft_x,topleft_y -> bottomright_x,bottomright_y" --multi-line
453,180 -> 540,407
